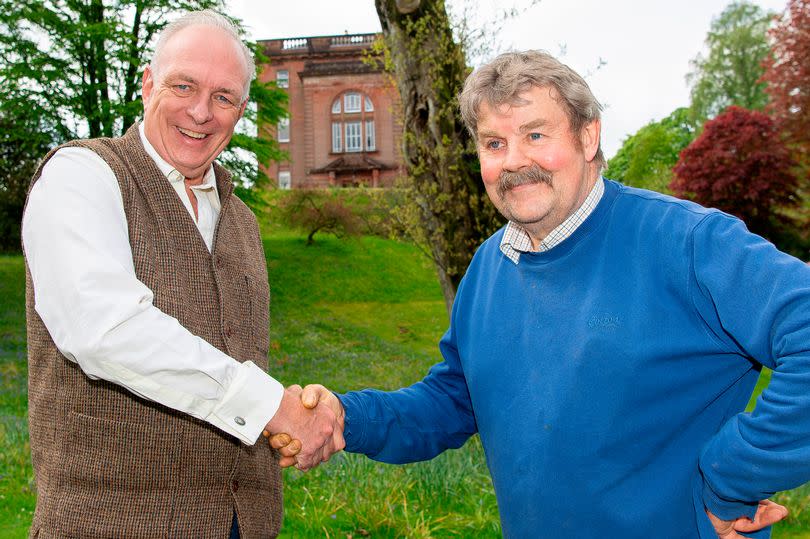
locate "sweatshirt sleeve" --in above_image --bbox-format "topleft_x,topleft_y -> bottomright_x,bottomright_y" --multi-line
690,212 -> 810,520
337,304 -> 477,464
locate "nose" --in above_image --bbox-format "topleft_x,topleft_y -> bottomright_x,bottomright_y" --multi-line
501,141 -> 532,172
187,93 -> 214,124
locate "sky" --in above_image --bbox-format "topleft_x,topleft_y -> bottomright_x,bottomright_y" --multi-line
226,0 -> 788,159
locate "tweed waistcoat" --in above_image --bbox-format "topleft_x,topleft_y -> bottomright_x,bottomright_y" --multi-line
25,124 -> 282,538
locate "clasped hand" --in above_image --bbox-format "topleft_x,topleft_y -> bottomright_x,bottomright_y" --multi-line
262,384 -> 344,471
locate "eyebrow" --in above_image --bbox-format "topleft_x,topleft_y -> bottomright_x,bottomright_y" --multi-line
519,119 -> 548,133
476,129 -> 501,140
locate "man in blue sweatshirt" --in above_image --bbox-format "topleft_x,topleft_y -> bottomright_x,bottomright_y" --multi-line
275,50 -> 809,538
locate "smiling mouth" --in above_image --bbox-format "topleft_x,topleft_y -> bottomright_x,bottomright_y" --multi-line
177,127 -> 207,140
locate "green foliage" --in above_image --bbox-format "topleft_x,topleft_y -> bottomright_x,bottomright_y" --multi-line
278,190 -> 364,245
0,110 -> 56,253
0,0 -> 287,188
605,108 -> 696,193
687,1 -> 774,123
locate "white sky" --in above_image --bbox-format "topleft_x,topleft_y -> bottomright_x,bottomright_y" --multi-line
226,0 -> 788,159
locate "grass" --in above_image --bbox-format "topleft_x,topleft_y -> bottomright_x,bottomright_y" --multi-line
0,255 -> 35,538
1,225 -> 808,537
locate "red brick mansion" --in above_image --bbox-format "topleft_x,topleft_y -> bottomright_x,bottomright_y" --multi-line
259,33 -> 404,188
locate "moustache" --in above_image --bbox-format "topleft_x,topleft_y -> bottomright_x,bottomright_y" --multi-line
497,164 -> 553,199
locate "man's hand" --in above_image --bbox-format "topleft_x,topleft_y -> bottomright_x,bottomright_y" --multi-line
263,384 -> 346,470
707,500 -> 788,538
262,384 -> 344,471
300,383 -> 345,428
264,432 -> 301,468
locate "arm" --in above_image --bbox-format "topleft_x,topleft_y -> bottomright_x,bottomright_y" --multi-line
22,148 -> 301,446
690,214 -> 810,522
339,307 -> 477,463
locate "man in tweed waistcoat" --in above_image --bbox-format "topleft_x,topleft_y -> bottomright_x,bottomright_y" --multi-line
21,10 -> 341,538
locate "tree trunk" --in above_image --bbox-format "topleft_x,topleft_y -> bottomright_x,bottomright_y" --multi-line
375,0 -> 501,315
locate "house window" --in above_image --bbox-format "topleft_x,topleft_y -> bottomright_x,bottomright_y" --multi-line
278,171 -> 291,189
277,117 -> 289,142
276,69 -> 289,88
365,120 -> 376,151
345,122 -> 362,152
331,92 -> 375,153
332,122 -> 342,152
344,92 -> 361,113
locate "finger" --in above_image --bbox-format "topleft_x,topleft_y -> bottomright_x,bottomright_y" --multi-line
301,384 -> 325,409
268,433 -> 291,449
278,455 -> 297,468
277,439 -> 302,457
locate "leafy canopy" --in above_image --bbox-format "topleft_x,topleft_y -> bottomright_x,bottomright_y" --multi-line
606,107 -> 695,194
671,106 -> 799,242
761,0 -> 810,172
687,1 -> 774,123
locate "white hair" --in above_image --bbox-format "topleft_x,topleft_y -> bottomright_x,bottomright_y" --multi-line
150,10 -> 255,102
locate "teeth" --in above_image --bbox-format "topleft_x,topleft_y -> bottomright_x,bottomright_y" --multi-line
178,127 -> 207,139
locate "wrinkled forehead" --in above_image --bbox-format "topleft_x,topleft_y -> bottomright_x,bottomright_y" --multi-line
477,85 -> 566,122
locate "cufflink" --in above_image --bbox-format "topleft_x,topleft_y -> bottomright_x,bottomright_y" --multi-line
234,416 -> 246,426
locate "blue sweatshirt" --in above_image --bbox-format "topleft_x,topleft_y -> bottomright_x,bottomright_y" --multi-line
339,180 -> 810,538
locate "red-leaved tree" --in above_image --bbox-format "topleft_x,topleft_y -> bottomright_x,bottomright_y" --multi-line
761,0 -> 810,171
671,106 -> 798,241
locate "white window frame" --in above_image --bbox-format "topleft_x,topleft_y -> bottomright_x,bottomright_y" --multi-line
332,122 -> 342,153
276,69 -> 289,88
344,92 -> 361,113
365,120 -> 376,151
345,121 -> 362,152
277,117 -> 290,142
364,95 -> 374,112
331,98 -> 341,114
278,171 -> 291,189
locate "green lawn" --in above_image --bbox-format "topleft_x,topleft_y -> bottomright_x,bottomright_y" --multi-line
1,227 -> 809,537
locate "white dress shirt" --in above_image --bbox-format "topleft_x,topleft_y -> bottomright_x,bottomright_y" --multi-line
22,123 -> 283,444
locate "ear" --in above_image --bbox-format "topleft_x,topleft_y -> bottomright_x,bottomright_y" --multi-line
141,66 -> 154,108
580,118 -> 601,162
238,98 -> 248,120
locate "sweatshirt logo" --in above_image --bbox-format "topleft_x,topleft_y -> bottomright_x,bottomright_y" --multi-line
588,314 -> 621,329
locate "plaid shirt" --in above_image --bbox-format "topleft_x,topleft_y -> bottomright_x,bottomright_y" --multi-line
500,178 -> 605,264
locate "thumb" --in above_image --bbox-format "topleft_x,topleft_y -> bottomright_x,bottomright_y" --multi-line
735,500 -> 789,532
301,384 -> 325,409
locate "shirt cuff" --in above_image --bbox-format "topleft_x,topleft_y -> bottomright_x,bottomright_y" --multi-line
208,361 -> 284,445
701,476 -> 758,522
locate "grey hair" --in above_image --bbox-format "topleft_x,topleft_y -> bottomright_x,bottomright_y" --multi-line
459,50 -> 605,171
150,10 -> 255,102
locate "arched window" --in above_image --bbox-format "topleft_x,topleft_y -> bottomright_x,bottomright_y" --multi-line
331,91 -> 375,153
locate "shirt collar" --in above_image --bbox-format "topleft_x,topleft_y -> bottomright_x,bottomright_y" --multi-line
500,177 -> 605,264
138,121 -> 217,189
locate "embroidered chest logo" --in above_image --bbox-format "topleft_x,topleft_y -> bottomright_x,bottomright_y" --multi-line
588,314 -> 621,329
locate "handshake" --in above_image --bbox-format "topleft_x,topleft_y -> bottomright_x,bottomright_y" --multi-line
261,384 -> 344,471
